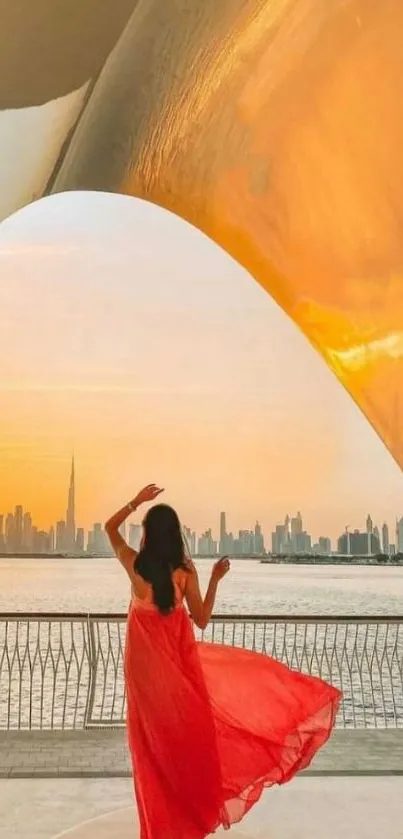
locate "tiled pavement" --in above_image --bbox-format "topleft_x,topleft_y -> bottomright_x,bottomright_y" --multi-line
0,728 -> 402,778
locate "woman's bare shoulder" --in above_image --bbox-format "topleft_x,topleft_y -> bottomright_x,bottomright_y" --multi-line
173,560 -> 196,593
182,556 -> 196,573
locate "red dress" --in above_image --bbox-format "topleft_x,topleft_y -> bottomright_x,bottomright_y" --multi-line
124,583 -> 341,839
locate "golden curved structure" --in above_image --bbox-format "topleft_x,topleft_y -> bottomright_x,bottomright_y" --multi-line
2,0 -> 403,468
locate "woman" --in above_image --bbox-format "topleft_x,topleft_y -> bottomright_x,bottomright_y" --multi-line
106,484 -> 341,839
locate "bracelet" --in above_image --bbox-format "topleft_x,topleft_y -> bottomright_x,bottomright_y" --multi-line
127,501 -> 137,513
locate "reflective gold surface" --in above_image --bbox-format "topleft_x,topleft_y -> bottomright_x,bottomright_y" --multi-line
0,0 -> 137,107
4,0 -> 403,467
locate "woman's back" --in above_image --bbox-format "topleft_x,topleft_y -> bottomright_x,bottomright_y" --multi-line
132,566 -> 187,608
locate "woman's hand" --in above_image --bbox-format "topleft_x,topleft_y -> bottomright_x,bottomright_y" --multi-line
132,484 -> 164,508
211,556 -> 230,583
185,556 -> 230,629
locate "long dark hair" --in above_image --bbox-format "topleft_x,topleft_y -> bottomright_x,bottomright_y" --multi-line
135,504 -> 188,614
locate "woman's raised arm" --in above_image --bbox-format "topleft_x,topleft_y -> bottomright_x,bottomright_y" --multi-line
184,557 -> 230,629
105,484 -> 163,579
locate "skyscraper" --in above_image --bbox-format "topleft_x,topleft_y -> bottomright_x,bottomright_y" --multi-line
219,512 -> 227,554
396,517 -> 403,553
291,512 -> 303,536
49,526 -> 55,553
56,520 -> 66,552
254,521 -> 265,554
65,456 -> 76,552
5,513 -> 14,553
76,528 -> 85,553
271,523 -> 287,554
366,514 -> 373,556
290,512 -> 303,552
23,512 -> 33,551
198,529 -> 217,556
93,523 -> 105,554
382,523 -> 390,555
14,505 -> 23,552
318,536 -> 331,554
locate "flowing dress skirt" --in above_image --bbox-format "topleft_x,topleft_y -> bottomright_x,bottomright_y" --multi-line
124,600 -> 341,839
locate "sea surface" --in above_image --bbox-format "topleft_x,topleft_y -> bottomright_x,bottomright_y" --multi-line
1,556 -> 403,614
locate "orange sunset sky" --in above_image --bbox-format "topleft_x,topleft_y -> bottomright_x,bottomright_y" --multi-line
0,191 -> 402,541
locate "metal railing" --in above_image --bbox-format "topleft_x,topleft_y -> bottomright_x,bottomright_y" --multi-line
0,613 -> 402,730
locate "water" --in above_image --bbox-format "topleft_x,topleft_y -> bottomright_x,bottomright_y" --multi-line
1,556 -> 403,614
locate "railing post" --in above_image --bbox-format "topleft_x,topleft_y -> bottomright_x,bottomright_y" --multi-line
84,614 -> 97,729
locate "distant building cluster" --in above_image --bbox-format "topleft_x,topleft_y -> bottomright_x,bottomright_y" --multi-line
271,511 -> 403,558
337,514 -> 403,557
185,513 -> 265,558
271,512 -> 330,555
0,505 -> 55,555
0,458 -> 110,557
0,458 -> 78,555
1,460 -> 402,559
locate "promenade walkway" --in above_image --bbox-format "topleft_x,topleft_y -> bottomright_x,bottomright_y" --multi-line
1,731 -> 402,838
0,729 -> 402,778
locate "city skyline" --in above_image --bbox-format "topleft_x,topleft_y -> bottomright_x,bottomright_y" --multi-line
1,457 -> 403,557
1,192 -> 403,538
